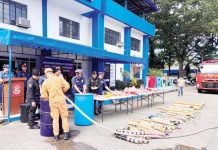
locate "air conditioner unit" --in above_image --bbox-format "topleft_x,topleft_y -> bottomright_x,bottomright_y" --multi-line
117,42 -> 124,47
16,17 -> 30,28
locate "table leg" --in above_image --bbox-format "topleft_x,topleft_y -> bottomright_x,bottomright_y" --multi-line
102,102 -> 104,123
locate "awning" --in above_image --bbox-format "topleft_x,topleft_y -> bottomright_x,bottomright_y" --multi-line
0,28 -> 146,64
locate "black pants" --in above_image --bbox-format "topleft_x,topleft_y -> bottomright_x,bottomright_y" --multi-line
94,100 -> 103,113
28,102 -> 40,127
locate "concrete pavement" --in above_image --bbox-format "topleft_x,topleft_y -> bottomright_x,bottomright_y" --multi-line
0,87 -> 218,150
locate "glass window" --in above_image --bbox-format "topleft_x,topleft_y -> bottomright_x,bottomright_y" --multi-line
105,28 -> 121,46
59,17 -> 80,40
0,0 -> 27,25
131,37 -> 141,52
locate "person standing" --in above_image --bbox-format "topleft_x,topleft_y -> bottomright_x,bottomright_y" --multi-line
26,68 -> 40,129
54,67 -> 63,78
18,63 -> 31,100
88,71 -> 102,115
41,68 -> 70,141
97,72 -> 113,114
177,76 -> 185,96
71,69 -> 87,99
0,64 -> 14,112
39,67 -> 46,94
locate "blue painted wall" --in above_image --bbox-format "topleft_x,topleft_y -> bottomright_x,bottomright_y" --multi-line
78,0 -> 156,36
42,0 -> 47,37
91,12 -> 105,72
142,35 -> 149,87
124,27 -> 131,74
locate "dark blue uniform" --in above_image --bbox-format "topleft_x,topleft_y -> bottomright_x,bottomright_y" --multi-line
71,76 -> 86,98
18,71 -> 31,100
26,77 -> 40,127
0,71 -> 14,104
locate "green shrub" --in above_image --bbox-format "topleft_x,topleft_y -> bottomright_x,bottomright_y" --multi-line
148,68 -> 163,76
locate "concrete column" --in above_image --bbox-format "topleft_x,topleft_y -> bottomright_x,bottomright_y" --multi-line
142,35 -> 149,87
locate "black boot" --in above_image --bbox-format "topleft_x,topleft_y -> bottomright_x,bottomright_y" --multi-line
54,135 -> 60,141
29,125 -> 40,129
94,111 -> 99,115
64,132 -> 71,140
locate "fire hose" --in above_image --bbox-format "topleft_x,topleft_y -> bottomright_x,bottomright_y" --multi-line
65,96 -> 218,144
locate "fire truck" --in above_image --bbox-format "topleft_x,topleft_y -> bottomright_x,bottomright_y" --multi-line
196,60 -> 218,93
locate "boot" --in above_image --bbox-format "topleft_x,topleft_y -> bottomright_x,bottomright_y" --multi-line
64,132 -> 71,140
29,125 -> 40,129
54,135 -> 60,141
94,111 -> 99,115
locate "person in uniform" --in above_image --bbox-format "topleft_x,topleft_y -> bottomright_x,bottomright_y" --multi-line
41,68 -> 70,141
26,68 -> 40,129
88,71 -> 102,115
71,69 -> 87,99
54,67 -> 63,78
0,64 -> 14,112
97,72 -> 113,114
18,63 -> 31,100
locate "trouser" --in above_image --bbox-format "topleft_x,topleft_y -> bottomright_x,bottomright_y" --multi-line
28,102 -> 40,127
94,100 -> 103,113
50,101 -> 69,136
0,84 -> 3,104
178,86 -> 184,96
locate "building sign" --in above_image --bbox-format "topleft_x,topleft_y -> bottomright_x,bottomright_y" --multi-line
41,56 -> 74,73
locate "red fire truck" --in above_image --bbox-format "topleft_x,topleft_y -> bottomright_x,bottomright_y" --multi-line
196,60 -> 218,93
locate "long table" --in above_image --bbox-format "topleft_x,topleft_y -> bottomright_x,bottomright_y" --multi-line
94,88 -> 176,122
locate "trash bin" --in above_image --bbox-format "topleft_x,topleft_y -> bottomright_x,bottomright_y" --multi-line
20,103 -> 29,123
74,93 -> 94,126
40,98 -> 63,137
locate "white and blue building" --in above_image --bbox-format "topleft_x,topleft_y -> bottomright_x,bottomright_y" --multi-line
0,0 -> 157,121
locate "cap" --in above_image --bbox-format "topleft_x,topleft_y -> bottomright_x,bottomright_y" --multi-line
92,71 -> 97,75
32,68 -> 39,76
98,72 -> 105,75
44,68 -> 53,74
75,69 -> 83,73
3,64 -> 9,68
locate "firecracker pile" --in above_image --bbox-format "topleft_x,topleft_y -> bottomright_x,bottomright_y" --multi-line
114,100 -> 205,144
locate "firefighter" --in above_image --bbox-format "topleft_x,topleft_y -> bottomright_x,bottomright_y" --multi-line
18,62 -> 31,100
41,68 -> 70,141
71,69 -> 87,100
88,71 -> 102,115
26,68 -> 40,129
97,72 -> 113,114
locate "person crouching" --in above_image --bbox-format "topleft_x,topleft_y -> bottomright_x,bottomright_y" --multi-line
41,68 -> 70,141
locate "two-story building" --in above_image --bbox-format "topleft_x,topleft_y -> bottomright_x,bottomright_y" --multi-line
0,0 -> 157,86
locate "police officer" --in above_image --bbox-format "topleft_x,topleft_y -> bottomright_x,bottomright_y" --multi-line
0,64 -> 14,110
88,71 -> 102,115
26,68 -> 40,129
71,69 -> 87,99
98,72 -> 113,114
18,63 -> 31,100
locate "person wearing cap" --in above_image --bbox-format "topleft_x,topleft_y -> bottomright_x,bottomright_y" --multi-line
0,64 -> 14,108
54,67 -> 63,78
88,71 -> 102,115
18,63 -> 31,100
71,69 -> 87,99
41,68 -> 70,141
97,72 -> 113,114
26,68 -> 40,129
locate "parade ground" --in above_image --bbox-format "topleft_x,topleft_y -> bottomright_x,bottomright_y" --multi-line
0,87 -> 218,150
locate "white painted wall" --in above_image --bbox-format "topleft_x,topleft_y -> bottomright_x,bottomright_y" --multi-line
0,0 -> 42,36
47,0 -> 92,46
104,16 -> 125,55
131,29 -> 143,58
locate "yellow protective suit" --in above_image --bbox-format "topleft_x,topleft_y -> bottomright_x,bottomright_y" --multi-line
41,75 -> 70,136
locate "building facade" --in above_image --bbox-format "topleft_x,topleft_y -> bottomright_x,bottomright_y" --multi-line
0,0 -> 157,86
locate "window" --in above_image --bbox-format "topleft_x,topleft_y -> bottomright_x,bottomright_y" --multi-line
131,37 -> 141,52
105,28 -> 121,46
74,62 -> 82,71
0,0 -> 27,25
59,17 -> 80,40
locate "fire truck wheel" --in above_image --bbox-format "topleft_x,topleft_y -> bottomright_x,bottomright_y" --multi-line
198,89 -> 202,93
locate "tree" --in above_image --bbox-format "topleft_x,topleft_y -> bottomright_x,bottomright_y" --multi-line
149,0 -> 218,76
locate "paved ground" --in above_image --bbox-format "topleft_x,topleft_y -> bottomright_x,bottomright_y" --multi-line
0,87 -> 218,150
